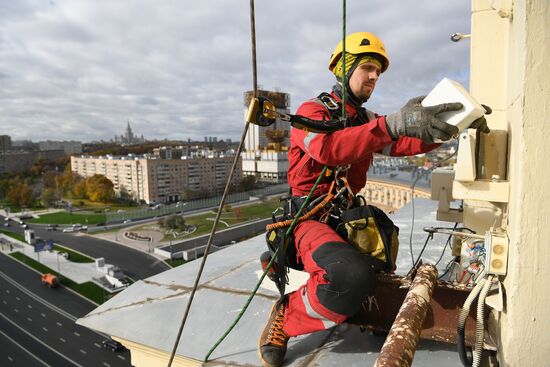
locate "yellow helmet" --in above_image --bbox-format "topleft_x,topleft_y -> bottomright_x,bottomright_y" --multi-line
328,32 -> 389,73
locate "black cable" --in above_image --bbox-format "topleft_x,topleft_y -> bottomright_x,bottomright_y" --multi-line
412,233 -> 432,269
408,147 -> 458,269
435,222 -> 458,267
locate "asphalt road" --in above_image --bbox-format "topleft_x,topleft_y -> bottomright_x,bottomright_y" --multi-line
2,215 -> 169,280
0,252 -> 131,367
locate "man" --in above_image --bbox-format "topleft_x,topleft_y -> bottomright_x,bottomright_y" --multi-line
258,32 -> 489,367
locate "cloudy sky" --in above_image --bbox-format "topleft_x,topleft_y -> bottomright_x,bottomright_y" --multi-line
0,1 -> 471,143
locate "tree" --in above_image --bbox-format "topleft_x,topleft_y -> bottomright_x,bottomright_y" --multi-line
41,188 -> 59,207
42,171 -> 58,189
159,215 -> 187,231
72,180 -> 88,199
238,175 -> 257,192
7,183 -> 33,207
85,174 -> 114,203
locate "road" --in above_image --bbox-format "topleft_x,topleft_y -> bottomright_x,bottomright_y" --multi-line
0,252 -> 131,367
2,215 -> 169,280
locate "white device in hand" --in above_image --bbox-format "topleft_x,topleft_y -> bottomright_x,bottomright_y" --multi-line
421,78 -> 486,143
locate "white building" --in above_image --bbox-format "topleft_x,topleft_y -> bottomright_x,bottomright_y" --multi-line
242,89 -> 290,183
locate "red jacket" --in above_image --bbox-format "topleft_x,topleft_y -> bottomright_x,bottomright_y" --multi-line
288,92 -> 439,196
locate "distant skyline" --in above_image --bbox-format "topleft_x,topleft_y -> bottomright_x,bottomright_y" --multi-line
0,1 -> 471,142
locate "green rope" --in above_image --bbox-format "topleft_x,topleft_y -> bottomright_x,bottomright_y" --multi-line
204,166 -> 327,362
341,0 -> 347,117
204,1 -> 348,362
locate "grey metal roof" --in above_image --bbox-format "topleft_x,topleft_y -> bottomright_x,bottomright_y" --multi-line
77,198 -> 461,366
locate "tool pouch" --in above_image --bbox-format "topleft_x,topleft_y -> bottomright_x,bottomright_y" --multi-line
340,204 -> 399,272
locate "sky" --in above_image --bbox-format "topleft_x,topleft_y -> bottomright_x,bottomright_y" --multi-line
0,1 -> 471,143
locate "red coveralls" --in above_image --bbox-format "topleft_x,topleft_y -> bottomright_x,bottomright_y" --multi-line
282,92 -> 439,337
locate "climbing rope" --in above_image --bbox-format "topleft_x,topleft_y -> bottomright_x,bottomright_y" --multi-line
204,1 -> 350,362
204,165 -> 328,362
165,1 -> 259,365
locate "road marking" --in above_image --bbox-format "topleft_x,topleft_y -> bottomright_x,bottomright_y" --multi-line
117,355 -> 126,360
80,349 -> 87,354
0,271 -> 77,321
2,300 -> 6,304
60,338 -> 66,343
43,327 -> 48,332
102,362 -> 111,367
74,331 -> 80,337
56,322 -> 62,327
27,304 -> 32,309
15,296 -> 20,301
8,356 -> 14,362
41,313 -> 46,318
0,313 -> 76,366
94,342 -> 101,348
27,317 -> 32,322
5,289 -> 9,293
14,308 -> 18,313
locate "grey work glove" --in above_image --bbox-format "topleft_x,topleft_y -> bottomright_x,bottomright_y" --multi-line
385,96 -> 462,144
469,104 -> 492,134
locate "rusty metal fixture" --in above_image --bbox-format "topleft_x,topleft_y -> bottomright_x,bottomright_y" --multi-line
374,264 -> 438,367
347,271 -> 496,349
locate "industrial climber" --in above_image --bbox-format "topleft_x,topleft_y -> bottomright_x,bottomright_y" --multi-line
257,31 -> 490,367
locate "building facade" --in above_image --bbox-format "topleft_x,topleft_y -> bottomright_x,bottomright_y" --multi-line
71,152 -> 241,204
38,140 -> 82,155
0,135 -> 11,152
113,121 -> 146,145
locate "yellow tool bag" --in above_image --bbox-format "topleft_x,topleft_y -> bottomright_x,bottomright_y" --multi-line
340,204 -> 399,272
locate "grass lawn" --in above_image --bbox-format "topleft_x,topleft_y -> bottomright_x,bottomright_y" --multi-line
1,230 -> 25,242
10,252 -> 107,304
165,258 -> 187,267
52,244 -> 94,263
29,211 -> 106,225
158,197 -> 282,241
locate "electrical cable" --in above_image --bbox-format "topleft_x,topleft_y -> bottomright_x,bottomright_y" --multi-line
408,146 -> 458,269
434,222 -> 458,267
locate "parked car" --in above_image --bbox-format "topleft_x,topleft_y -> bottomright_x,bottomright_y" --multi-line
20,223 -> 28,229
102,338 -> 125,352
62,227 -> 75,233
123,219 -> 132,224
47,224 -> 58,231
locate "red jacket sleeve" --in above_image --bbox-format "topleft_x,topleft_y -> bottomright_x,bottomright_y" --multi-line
293,101 -> 438,166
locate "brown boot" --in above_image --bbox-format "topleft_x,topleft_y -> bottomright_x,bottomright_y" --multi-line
258,298 -> 289,367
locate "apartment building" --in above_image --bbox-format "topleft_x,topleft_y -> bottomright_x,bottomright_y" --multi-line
71,153 -> 241,204
38,140 -> 82,155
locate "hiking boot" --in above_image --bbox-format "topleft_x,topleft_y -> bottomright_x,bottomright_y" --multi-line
258,297 -> 289,367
